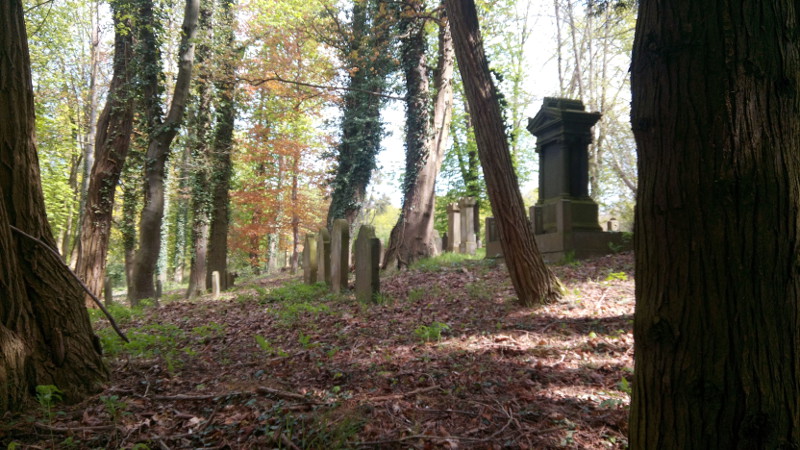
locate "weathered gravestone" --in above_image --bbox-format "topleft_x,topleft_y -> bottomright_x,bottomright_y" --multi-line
212,271 -> 220,299
330,219 -> 350,293
432,229 -> 442,254
446,202 -> 461,252
303,233 -> 318,284
355,225 -> 381,303
459,197 -> 477,255
317,227 -> 331,286
485,217 -> 503,258
527,97 -> 628,261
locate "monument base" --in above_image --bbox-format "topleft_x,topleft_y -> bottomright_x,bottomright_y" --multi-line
534,230 -> 630,263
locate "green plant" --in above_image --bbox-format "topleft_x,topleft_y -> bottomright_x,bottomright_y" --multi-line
604,271 -> 628,282
414,322 -> 450,342
465,281 -> 493,301
192,322 -> 226,341
36,385 -> 63,446
407,287 -> 425,302
255,335 -> 288,357
101,394 -> 128,423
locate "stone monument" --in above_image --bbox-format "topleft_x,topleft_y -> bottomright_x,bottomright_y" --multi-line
527,97 -> 628,261
355,225 -> 381,303
484,217 -> 502,258
303,233 -> 318,284
446,202 -> 461,252
316,227 -> 331,286
458,197 -> 477,255
330,219 -> 350,293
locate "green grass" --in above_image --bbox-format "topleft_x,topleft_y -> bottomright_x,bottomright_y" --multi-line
409,248 -> 486,272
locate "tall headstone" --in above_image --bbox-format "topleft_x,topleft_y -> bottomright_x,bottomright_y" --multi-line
459,197 -> 477,255
303,233 -> 318,284
446,203 -> 461,252
330,219 -> 350,293
432,229 -> 442,254
355,225 -> 381,303
527,97 -> 628,260
316,227 -> 332,286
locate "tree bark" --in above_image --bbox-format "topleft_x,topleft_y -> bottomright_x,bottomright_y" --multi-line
0,0 -> 107,413
630,1 -> 800,448
130,0 -> 200,303
383,3 -> 454,269
445,0 -> 562,306
74,0 -> 135,308
206,0 -> 237,292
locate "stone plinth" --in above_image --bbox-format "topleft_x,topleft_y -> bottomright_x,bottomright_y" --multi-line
303,233 -> 318,284
458,197 -> 477,255
446,203 -> 461,252
330,219 -> 350,294
355,225 -> 381,303
527,97 -> 630,261
317,228 -> 331,286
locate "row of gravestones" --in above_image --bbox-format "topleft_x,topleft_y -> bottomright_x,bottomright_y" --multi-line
302,219 -> 381,303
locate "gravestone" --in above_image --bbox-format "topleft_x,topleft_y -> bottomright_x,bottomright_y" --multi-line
606,218 -> 619,232
459,197 -> 477,255
330,219 -> 350,293
432,229 -> 442,254
527,97 -> 629,261
303,233 -> 318,284
442,232 -> 449,253
446,203 -> 461,252
317,228 -> 331,286
485,217 -> 503,258
355,225 -> 381,303
212,271 -> 220,299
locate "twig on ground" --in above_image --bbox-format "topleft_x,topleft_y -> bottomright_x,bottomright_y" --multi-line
367,385 -> 441,402
255,386 -> 322,404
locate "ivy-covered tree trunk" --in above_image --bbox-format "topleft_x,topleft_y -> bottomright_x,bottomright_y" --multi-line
185,2 -> 214,299
326,0 -> 396,226
445,0 -> 562,306
0,0 -> 107,412
206,0 -> 237,292
130,0 -> 199,303
74,0 -> 135,308
383,3 -> 454,269
629,0 -> 800,447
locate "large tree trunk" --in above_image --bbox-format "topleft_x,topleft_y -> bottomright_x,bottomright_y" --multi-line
383,3 -> 454,269
206,0 -> 237,292
0,0 -> 107,412
130,0 -> 200,303
74,0 -> 135,307
629,1 -> 800,447
445,0 -> 562,306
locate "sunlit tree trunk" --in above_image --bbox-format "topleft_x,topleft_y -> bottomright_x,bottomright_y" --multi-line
630,0 -> 800,447
445,0 -> 562,306
383,3 -> 454,269
74,0 -> 135,307
0,0 -> 107,412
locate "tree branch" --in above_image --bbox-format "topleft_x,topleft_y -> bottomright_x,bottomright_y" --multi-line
239,73 -> 404,101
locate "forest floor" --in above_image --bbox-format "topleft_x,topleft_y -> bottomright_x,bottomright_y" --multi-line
2,251 -> 634,449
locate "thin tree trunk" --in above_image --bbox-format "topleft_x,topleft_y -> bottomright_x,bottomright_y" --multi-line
445,0 -> 562,306
383,3 -> 454,269
0,0 -> 107,412
130,0 -> 200,303
74,0 -> 135,307
630,0 -> 800,447
290,155 -> 300,273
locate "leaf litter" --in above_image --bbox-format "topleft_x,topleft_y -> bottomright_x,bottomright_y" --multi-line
2,251 -> 634,449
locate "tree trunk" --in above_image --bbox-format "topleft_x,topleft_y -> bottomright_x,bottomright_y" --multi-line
445,0 -> 562,306
629,1 -> 800,447
383,3 -> 454,269
0,0 -> 107,412
74,0 -> 135,308
290,156 -> 300,273
206,0 -> 237,292
130,0 -> 200,303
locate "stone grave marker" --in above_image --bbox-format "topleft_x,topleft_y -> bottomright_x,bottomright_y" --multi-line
303,233 -> 318,284
317,227 -> 332,286
330,219 -> 350,293
212,271 -> 220,299
485,217 -> 503,258
446,202 -> 461,252
355,225 -> 381,303
459,197 -> 477,254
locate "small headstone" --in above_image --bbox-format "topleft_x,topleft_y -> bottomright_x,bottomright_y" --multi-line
606,217 -> 620,232
303,233 -> 318,284
330,219 -> 350,293
104,277 -> 113,306
432,229 -> 442,254
212,271 -> 220,299
355,225 -> 381,303
459,197 -> 477,255
442,232 -> 449,252
446,203 -> 461,252
317,227 -> 332,286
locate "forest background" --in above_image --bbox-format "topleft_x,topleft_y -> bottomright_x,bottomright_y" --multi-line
25,0 -> 636,295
